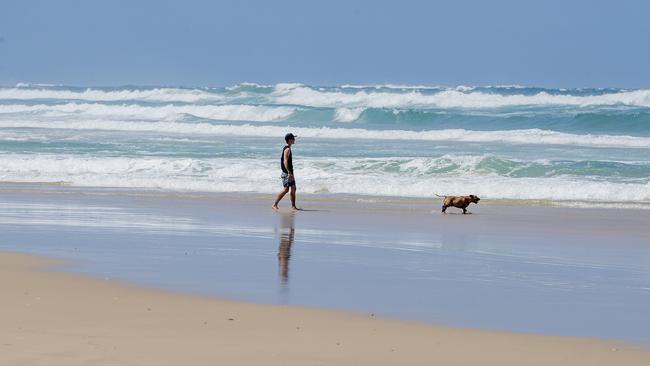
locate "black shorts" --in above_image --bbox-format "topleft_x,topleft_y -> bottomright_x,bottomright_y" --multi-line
281,172 -> 296,188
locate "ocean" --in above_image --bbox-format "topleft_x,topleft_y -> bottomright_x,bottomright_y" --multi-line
1,83 -> 649,207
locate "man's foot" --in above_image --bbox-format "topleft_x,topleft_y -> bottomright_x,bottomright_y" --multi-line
291,206 -> 301,211
272,205 -> 279,210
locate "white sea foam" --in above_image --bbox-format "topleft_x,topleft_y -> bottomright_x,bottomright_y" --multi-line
0,87 -> 226,103
1,154 -> 648,203
1,118 -> 648,148
0,103 -> 297,122
273,83 -> 305,92
340,84 -> 444,90
15,82 -> 63,88
334,107 -> 365,122
4,84 -> 650,109
455,85 -> 475,92
272,84 -> 650,108
225,82 -> 272,90
0,130 -> 51,141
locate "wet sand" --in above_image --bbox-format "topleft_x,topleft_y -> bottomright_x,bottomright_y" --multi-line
2,251 -> 649,365
1,184 -> 649,347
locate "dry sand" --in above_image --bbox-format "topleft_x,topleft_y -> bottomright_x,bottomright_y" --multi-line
2,251 -> 649,366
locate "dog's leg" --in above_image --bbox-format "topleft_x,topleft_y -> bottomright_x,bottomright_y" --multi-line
462,207 -> 467,214
441,205 -> 447,213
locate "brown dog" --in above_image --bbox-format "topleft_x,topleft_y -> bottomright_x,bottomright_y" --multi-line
440,194 -> 480,214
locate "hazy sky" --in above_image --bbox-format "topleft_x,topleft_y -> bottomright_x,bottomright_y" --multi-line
1,0 -> 648,87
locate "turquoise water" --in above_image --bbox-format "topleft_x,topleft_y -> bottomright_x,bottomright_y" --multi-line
1,83 -> 649,205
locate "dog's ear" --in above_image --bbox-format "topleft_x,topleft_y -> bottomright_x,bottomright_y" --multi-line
469,194 -> 475,198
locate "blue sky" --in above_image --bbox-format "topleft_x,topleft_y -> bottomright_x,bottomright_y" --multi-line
1,0 -> 648,87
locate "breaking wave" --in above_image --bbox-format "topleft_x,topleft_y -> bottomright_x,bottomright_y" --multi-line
0,154 -> 648,203
1,119 -> 648,148
0,103 -> 297,122
3,83 -> 650,108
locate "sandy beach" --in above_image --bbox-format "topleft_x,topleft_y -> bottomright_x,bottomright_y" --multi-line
3,0 -> 650,363
1,185 -> 649,364
2,251 -> 649,366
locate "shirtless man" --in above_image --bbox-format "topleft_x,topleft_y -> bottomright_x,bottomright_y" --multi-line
272,133 -> 298,210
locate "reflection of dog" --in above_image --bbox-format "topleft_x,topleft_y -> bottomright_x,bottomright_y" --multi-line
439,195 -> 480,214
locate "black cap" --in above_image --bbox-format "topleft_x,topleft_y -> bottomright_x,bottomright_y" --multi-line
284,133 -> 297,142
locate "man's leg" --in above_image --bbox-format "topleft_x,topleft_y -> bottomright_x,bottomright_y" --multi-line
272,187 -> 290,209
290,185 -> 297,209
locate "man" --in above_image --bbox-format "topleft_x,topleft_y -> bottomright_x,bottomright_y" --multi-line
272,133 -> 298,210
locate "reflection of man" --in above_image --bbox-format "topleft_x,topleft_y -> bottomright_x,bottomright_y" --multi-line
278,211 -> 295,282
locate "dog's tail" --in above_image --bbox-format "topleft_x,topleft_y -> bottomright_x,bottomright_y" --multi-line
435,194 -> 447,198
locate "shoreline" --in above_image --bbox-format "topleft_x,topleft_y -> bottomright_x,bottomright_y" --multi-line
1,181 -> 649,210
1,184 -> 649,343
2,251 -> 649,365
